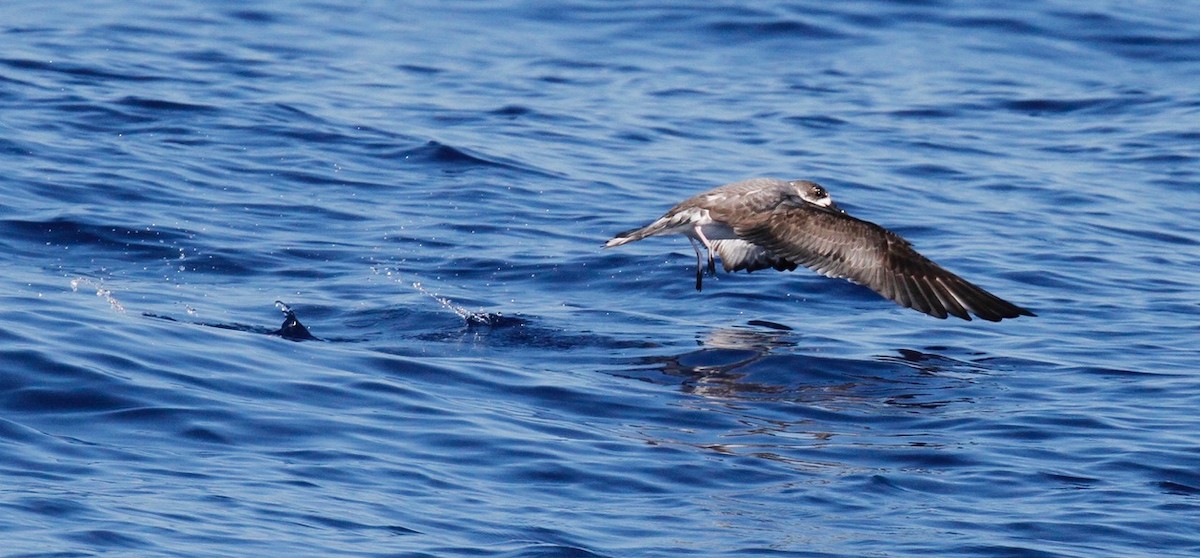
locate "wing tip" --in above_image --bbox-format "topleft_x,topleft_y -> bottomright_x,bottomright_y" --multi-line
961,301 -> 1036,322
885,273 -> 1036,322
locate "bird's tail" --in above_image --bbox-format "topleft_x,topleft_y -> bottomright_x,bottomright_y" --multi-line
605,213 -> 689,248
604,227 -> 647,248
605,219 -> 672,248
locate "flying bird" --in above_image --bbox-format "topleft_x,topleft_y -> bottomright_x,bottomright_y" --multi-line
605,178 -> 1034,321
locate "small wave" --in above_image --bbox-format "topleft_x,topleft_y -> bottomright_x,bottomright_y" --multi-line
0,57 -> 162,82
225,9 -> 279,23
392,140 -> 555,176
704,18 -> 849,41
115,96 -> 217,113
395,140 -> 505,168
999,97 -> 1124,115
5,218 -> 189,260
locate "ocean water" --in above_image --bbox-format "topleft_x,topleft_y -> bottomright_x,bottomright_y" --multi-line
2,1 -> 1199,556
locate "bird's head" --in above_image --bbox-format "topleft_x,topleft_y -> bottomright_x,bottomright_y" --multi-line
789,180 -> 844,213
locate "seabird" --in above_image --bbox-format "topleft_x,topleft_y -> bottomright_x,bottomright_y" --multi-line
605,178 -> 1034,321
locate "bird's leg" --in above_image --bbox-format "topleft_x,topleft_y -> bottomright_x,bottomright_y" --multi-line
692,224 -> 717,276
688,237 -> 704,291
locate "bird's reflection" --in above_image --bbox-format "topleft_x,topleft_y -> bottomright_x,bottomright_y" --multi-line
703,320 -> 797,351
616,322 -> 1017,476
633,322 -> 794,398
627,321 -> 984,409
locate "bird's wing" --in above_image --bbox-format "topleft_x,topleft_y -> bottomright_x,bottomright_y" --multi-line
735,202 -> 1034,321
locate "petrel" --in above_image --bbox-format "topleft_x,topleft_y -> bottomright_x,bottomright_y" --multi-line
605,178 -> 1034,321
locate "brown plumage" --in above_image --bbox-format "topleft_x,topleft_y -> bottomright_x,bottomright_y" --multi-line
605,178 -> 1035,321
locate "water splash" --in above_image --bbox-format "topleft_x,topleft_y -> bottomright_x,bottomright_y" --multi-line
70,277 -> 125,313
409,281 -> 501,326
369,264 -> 505,326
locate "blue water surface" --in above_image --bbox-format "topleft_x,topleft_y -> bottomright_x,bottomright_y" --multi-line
2,1 -> 1199,556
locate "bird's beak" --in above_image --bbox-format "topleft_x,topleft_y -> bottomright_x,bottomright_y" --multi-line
826,200 -> 846,214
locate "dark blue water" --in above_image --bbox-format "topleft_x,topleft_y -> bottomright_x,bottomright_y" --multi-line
3,1 -> 1199,556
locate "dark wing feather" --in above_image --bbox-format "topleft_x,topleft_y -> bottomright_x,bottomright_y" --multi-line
735,202 -> 1034,321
